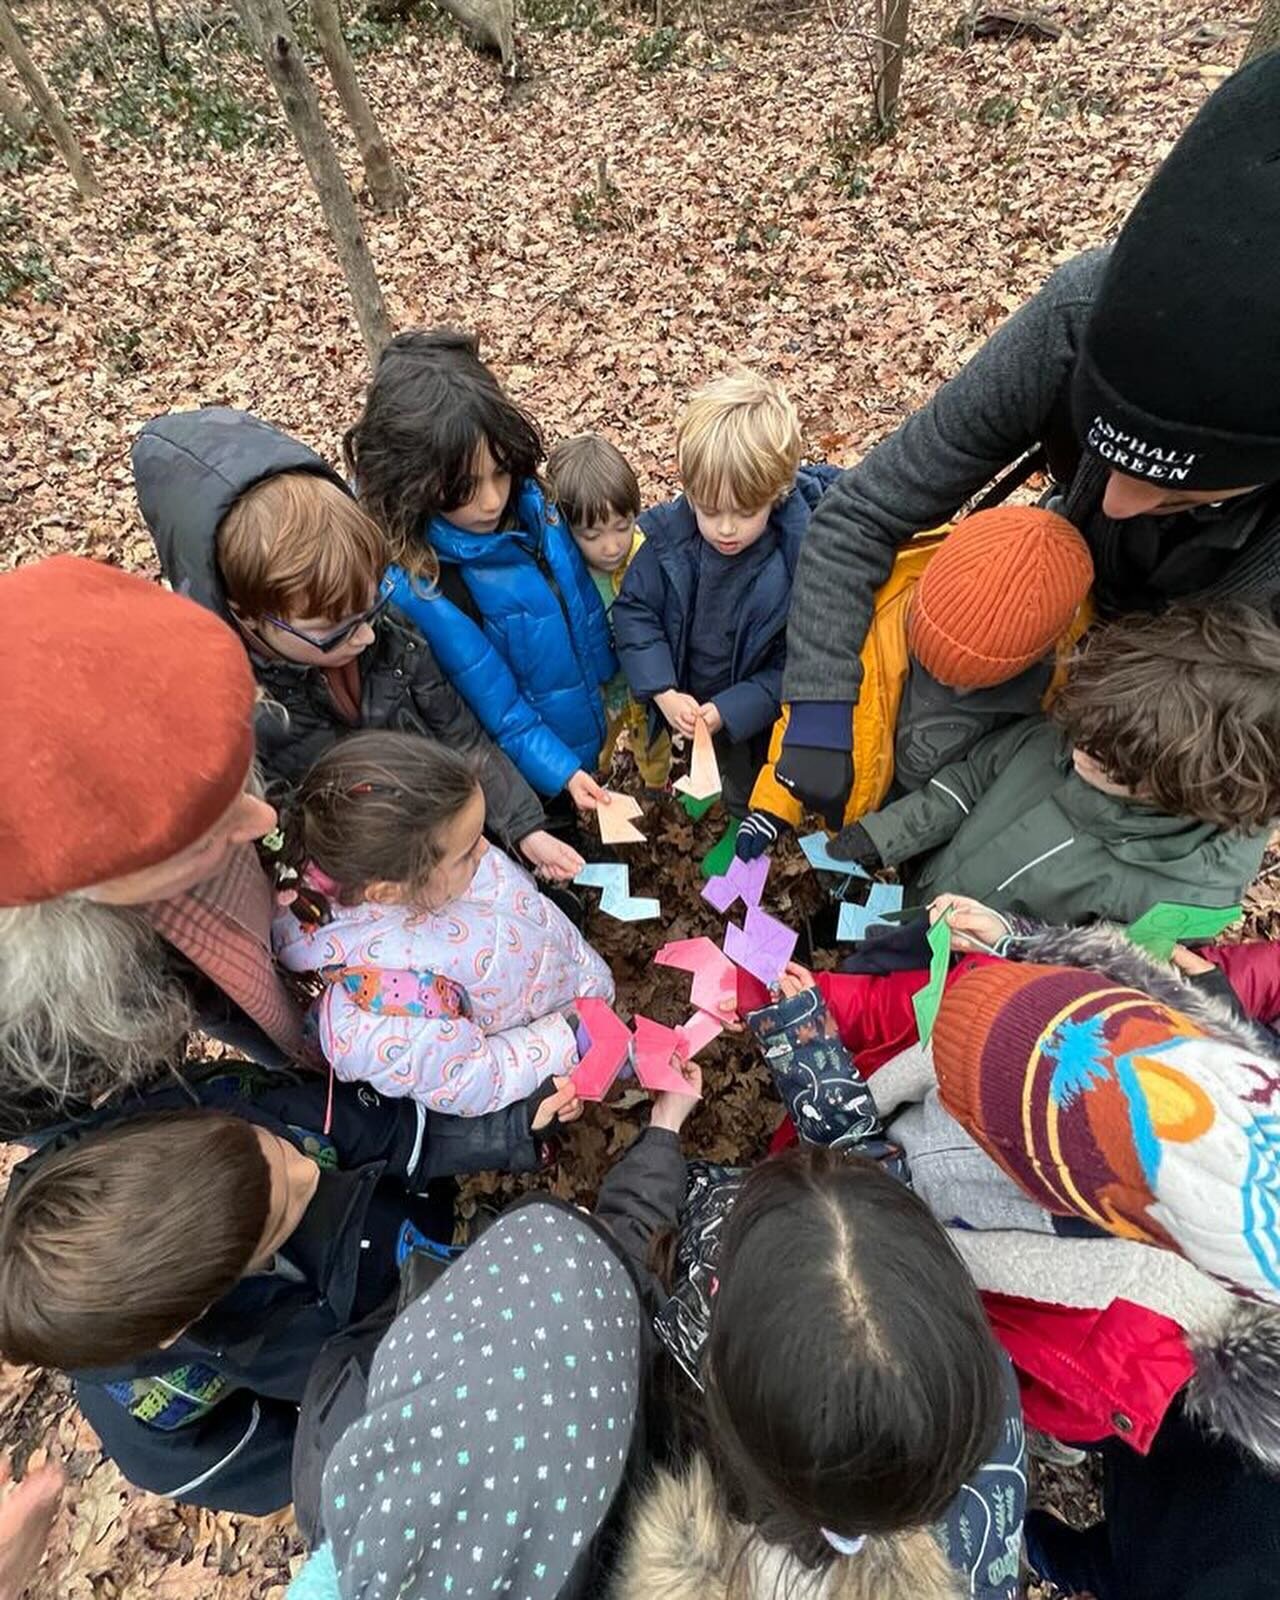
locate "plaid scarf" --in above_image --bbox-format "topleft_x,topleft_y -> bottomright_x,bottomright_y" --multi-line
145,843 -> 309,1065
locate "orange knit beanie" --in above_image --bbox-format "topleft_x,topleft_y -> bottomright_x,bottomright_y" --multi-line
907,507 -> 1093,689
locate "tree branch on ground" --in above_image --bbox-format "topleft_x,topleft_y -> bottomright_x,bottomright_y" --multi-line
0,0 -> 100,198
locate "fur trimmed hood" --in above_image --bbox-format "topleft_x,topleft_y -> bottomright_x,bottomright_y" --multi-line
611,1456 -> 962,1600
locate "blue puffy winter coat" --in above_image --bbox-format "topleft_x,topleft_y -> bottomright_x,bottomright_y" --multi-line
613,465 -> 840,743
386,480 -> 616,796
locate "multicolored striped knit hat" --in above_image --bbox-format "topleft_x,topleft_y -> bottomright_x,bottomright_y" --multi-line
932,961 -> 1280,1303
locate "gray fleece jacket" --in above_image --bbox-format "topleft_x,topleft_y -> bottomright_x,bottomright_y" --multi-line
786,251 -> 1280,703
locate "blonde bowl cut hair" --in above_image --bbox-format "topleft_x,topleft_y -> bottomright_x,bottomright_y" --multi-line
676,371 -> 803,512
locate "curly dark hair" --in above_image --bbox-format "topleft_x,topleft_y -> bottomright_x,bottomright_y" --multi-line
1052,603 -> 1280,832
343,328 -> 543,576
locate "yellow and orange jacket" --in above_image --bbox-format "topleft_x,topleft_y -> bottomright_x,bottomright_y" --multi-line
751,526 -> 1092,829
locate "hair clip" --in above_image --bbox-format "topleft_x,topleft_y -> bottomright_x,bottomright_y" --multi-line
821,1529 -> 866,1558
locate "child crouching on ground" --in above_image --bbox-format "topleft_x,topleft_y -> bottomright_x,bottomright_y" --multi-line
273,732 -> 614,1116
612,372 -> 839,816
827,604 -> 1280,926
546,432 -> 672,791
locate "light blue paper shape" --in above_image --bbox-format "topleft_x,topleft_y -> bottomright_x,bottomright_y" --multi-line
575,863 -> 625,891
799,831 -> 870,881
836,881 -> 904,942
574,860 -> 661,922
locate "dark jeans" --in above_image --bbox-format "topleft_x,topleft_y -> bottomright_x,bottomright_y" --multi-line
713,728 -> 770,820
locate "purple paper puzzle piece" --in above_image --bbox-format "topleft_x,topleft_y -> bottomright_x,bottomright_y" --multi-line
723,905 -> 797,987
702,851 -> 769,915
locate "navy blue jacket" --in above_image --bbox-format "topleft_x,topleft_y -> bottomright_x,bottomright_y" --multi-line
53,1068 -> 554,1515
613,466 -> 839,743
387,480 -> 616,796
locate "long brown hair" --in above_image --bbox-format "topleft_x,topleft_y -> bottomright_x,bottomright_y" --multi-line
282,731 -> 482,923
1053,603 -> 1280,831
0,1111 -> 270,1369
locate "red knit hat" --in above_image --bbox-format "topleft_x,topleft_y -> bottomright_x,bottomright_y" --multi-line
907,507 -> 1093,689
0,557 -> 256,905
932,960 -> 1280,1302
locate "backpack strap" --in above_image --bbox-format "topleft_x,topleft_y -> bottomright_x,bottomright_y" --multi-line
317,965 -> 471,1021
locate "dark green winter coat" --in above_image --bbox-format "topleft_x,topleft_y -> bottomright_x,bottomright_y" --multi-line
858,717 -> 1267,926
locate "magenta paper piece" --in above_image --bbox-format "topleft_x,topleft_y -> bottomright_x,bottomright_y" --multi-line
723,905 -> 797,988
676,1010 -> 724,1059
632,1015 -> 702,1097
654,936 -> 737,1017
570,996 -> 633,1101
701,852 -> 769,915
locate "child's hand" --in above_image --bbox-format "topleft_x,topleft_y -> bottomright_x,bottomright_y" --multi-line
0,1454 -> 63,1600
654,689 -> 701,738
532,1076 -> 584,1129
567,770 -> 610,811
649,1059 -> 702,1134
519,830 -> 584,881
716,994 -> 744,1033
696,703 -> 723,736
1171,943 -> 1215,977
778,960 -> 817,999
928,894 -> 1011,954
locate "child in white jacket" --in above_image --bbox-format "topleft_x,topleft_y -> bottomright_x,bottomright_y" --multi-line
273,731 -> 614,1116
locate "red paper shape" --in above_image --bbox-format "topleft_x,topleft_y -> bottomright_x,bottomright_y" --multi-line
654,936 -> 737,1019
632,1015 -> 702,1097
570,997 -> 633,1101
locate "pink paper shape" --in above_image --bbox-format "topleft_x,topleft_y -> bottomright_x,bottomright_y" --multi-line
676,1010 -> 724,1058
654,936 -> 737,1017
701,852 -> 770,915
632,1015 -> 702,1097
570,997 -> 633,1101
723,905 -> 798,988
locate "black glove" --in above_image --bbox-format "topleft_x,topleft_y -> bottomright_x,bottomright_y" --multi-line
735,809 -> 785,861
827,821 -> 881,871
775,745 -> 853,830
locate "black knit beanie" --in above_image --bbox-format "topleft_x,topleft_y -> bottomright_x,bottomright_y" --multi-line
1075,53 -> 1280,491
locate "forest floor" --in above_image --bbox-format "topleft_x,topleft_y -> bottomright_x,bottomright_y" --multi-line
0,0 -> 1258,1591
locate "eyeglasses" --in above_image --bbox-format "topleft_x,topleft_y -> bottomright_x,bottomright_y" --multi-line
265,592 -> 391,654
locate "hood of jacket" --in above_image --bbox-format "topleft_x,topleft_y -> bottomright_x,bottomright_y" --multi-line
426,477 -> 561,567
133,407 -> 350,621
611,1455 -> 962,1600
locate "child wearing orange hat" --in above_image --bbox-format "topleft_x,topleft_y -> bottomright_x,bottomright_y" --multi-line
738,505 -> 1094,857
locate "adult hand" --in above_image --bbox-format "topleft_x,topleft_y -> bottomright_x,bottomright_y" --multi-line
566,770 -> 610,812
775,745 -> 853,830
649,1060 -> 703,1134
928,894 -> 1011,954
0,1456 -> 63,1600
654,689 -> 701,738
696,703 -> 723,737
519,830 -> 584,881
827,821 -> 882,870
532,1076 -> 583,1130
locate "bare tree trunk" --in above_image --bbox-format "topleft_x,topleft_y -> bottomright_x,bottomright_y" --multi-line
0,1 -> 100,197
146,0 -> 171,67
0,75 -> 32,139
309,0 -> 407,211
873,0 -> 908,129
1244,0 -> 1280,62
235,0 -> 391,365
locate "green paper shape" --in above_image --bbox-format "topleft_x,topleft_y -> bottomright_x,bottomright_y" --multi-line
700,820 -> 742,879
1126,901 -> 1242,961
912,914 -> 953,1046
680,791 -> 718,821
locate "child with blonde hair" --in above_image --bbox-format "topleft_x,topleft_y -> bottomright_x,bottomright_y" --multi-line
613,372 -> 838,815
546,432 -> 671,791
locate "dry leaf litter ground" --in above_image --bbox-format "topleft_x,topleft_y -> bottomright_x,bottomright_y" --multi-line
0,0 -> 1261,1591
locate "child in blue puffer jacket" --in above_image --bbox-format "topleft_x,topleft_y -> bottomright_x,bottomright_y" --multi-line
343,329 -> 617,812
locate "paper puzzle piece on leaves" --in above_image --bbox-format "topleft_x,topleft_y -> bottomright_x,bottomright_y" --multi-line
673,716 -> 722,802
1126,901 -> 1242,961
912,914 -> 953,1046
679,791 -> 719,821
836,882 -> 905,942
723,905 -> 798,988
596,792 -> 646,845
799,831 -> 871,880
676,1010 -> 724,1058
570,997 -> 633,1101
633,1015 -> 702,1097
700,820 -> 741,879
654,936 -> 738,1018
573,861 -> 661,922
702,852 -> 770,915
